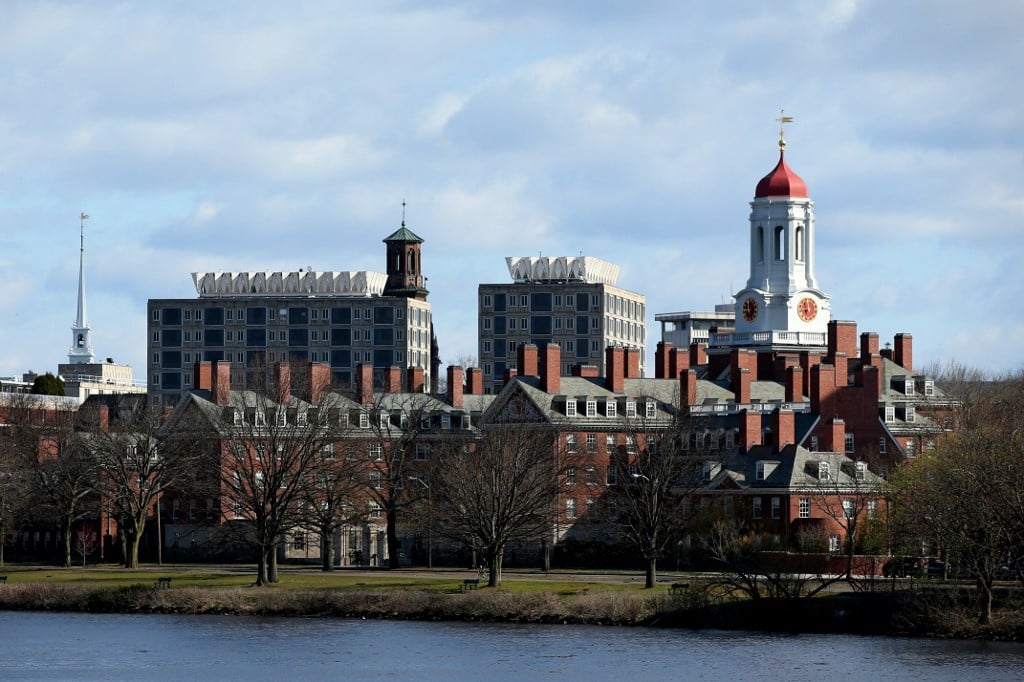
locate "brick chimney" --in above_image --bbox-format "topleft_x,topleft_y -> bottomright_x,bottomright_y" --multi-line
407,366 -> 425,393
466,368 -> 484,395
540,344 -> 561,394
810,363 -> 837,417
823,418 -> 846,453
193,361 -> 213,392
828,352 -> 848,388
731,348 -> 758,390
624,347 -> 641,379
860,332 -> 879,364
273,363 -> 291,404
800,352 -> 821,400
861,365 -> 882,402
504,368 -> 518,385
785,365 -> 803,403
306,363 -> 331,405
655,342 -> 671,379
735,367 -> 751,405
680,369 -> 697,409
773,409 -> 795,448
212,361 -> 231,406
894,333 -> 913,372
572,364 -> 600,378
605,346 -> 625,392
384,366 -> 402,393
447,365 -> 465,409
97,404 -> 109,433
740,410 -> 762,451
828,320 -> 858,358
518,344 -> 539,377
689,343 -> 708,366
357,364 -> 373,405
671,348 -> 690,378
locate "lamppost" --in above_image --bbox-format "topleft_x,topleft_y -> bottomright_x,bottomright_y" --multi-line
408,476 -> 432,569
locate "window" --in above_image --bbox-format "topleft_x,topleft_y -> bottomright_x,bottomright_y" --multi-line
586,400 -> 597,417
828,535 -> 841,553
752,497 -> 763,520
483,295 -> 492,308
415,443 -> 430,461
370,471 -> 382,489
321,443 -> 335,460
586,434 -> 597,453
606,434 -> 616,453
904,379 -> 915,396
625,401 -> 637,417
645,401 -> 656,419
905,439 -> 917,458
844,434 -> 855,454
771,497 -> 781,519
565,399 -> 577,417
369,444 -> 383,461
605,401 -> 617,418
818,461 -> 830,481
566,434 -> 577,453
369,501 -> 382,519
293,532 -> 306,551
905,404 -> 916,423
756,461 -> 766,481
867,500 -> 878,520
359,412 -> 369,429
924,380 -> 935,396
842,499 -> 854,519
798,497 -> 810,519
809,436 -> 819,452
585,466 -> 597,485
855,461 -> 867,481
566,498 -> 577,518
884,405 -> 895,422
566,466 -> 577,485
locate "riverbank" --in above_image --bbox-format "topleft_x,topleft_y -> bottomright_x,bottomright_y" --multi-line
2,578 -> 1023,640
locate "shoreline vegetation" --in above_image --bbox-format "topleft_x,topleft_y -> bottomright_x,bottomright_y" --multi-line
0,566 -> 1022,640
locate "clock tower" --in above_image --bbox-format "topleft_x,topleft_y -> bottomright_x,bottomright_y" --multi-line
732,118 -> 830,346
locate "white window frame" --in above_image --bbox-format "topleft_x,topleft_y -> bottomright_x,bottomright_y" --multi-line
565,399 -> 577,417
798,497 -> 810,519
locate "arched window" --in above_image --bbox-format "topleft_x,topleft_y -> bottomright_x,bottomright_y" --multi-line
756,227 -> 764,263
77,333 -> 84,348
407,250 -> 415,273
794,225 -> 804,261
774,226 -> 785,261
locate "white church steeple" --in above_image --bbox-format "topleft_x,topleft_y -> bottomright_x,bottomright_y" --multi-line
733,114 -> 831,343
68,212 -> 95,365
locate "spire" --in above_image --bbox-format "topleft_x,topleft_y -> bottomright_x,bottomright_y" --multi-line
69,213 -> 95,365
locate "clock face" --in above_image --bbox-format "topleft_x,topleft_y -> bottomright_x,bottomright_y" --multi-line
741,297 -> 758,322
797,297 -> 818,322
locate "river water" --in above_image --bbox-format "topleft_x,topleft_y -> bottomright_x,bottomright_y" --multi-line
2,611 -> 1024,680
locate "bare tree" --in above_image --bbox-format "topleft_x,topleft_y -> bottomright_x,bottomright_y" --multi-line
181,363 -> 342,585
1,395 -> 99,567
0,447 -> 32,566
295,442 -> 366,571
82,397 -> 209,568
74,528 -> 98,567
890,368 -> 1024,624
605,411 -> 702,588
430,409 -> 560,587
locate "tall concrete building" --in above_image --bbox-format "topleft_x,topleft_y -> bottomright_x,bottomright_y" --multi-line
477,255 -> 645,394
147,224 -> 435,406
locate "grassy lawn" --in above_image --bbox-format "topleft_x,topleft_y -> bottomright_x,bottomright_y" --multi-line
0,564 -> 658,595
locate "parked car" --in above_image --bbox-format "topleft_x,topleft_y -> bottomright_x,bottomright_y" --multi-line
924,560 -> 952,579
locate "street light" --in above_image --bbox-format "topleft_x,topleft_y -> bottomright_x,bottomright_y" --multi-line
408,476 -> 432,569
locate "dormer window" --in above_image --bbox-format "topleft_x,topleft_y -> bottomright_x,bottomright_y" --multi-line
565,399 -> 577,417
884,405 -> 895,422
277,410 -> 287,427
379,411 -> 389,429
441,414 -> 451,429
818,461 -> 831,481
924,380 -> 935,396
462,414 -> 472,429
903,377 -> 915,396
855,461 -> 867,481
358,412 -> 369,429
586,400 -> 597,417
254,410 -> 266,427
756,460 -> 777,481
645,401 -> 656,419
605,400 -> 617,418
625,401 -> 637,417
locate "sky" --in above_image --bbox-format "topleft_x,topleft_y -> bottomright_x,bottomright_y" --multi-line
1,0 -> 1022,383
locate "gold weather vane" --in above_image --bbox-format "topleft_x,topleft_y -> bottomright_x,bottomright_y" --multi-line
776,109 -> 794,149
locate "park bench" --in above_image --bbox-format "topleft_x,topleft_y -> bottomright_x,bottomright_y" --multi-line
461,578 -> 480,592
155,577 -> 172,589
669,582 -> 690,595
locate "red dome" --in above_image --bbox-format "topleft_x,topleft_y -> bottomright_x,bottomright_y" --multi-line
754,151 -> 808,198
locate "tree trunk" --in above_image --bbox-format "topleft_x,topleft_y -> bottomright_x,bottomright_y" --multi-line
127,523 -> 144,569
269,545 -> 279,583
256,548 -> 269,586
62,519 -> 73,567
979,576 -> 994,625
488,548 -> 504,587
321,531 -> 334,571
541,538 -> 551,573
386,506 -> 400,569
646,555 -> 657,589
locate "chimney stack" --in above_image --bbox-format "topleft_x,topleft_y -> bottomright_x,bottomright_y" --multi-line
605,346 -> 626,392
357,364 -> 373,405
447,365 -> 465,408
540,344 -> 561,394
518,344 -> 539,377
212,361 -> 231,406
